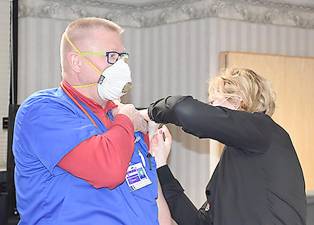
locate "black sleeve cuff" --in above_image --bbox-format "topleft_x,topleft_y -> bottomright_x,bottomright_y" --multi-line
148,96 -> 191,124
157,165 -> 177,185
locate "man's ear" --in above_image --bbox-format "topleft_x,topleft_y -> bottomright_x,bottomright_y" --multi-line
67,52 -> 82,73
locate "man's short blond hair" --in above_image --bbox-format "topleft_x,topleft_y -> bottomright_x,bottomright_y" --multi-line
60,17 -> 123,71
208,68 -> 276,116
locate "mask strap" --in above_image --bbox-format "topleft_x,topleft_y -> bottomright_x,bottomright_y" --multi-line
64,33 -> 102,88
60,82 -> 97,127
217,95 -> 242,110
72,83 -> 98,88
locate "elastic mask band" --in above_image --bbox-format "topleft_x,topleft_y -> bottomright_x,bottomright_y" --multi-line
72,83 -> 98,88
64,33 -> 102,75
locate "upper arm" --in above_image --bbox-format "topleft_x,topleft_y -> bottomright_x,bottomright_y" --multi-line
18,100 -> 97,174
58,114 -> 135,189
157,181 -> 172,225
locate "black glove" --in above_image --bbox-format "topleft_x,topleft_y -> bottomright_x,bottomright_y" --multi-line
147,96 -> 190,124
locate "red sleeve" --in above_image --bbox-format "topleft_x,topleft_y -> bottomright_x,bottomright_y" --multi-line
58,114 -> 134,189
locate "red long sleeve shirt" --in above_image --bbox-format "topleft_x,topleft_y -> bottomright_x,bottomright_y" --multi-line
58,81 -> 135,189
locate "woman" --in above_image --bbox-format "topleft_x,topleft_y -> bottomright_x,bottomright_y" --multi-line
147,68 -> 306,225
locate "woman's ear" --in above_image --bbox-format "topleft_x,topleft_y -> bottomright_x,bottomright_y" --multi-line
240,100 -> 247,111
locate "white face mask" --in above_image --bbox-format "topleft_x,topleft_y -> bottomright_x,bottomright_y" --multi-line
97,58 -> 132,101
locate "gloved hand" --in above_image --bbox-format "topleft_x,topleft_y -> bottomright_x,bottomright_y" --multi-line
148,95 -> 190,124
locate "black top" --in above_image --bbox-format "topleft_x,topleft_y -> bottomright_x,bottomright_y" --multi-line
148,96 -> 306,225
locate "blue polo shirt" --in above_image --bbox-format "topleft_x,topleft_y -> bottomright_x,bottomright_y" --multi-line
13,87 -> 159,225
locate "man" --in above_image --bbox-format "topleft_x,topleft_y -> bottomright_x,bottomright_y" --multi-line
13,17 -> 170,225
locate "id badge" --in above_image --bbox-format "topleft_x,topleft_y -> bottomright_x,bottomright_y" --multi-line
126,162 -> 152,191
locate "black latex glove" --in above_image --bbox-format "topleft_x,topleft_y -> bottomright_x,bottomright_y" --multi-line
147,96 -> 191,125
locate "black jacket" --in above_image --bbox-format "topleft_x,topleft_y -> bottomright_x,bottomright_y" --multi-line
148,96 -> 306,225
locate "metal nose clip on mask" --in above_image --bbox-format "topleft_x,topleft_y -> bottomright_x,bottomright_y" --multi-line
97,55 -> 133,101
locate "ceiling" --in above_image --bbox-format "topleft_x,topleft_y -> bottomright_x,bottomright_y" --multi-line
44,0 -> 314,10
272,0 -> 314,6
24,0 -> 314,28
102,0 -> 184,5
102,0 -> 314,7
107,0 -> 168,4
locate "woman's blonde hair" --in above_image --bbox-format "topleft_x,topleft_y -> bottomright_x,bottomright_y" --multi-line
208,68 -> 276,116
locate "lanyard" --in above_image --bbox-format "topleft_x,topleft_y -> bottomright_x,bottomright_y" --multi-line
60,82 -> 107,130
60,83 -> 148,157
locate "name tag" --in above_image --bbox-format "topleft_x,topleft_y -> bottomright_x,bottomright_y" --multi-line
126,162 -> 152,191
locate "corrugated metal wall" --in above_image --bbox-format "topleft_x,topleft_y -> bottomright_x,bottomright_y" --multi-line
17,16 -> 314,207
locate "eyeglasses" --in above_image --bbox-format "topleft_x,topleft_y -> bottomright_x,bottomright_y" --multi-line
79,51 -> 129,65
